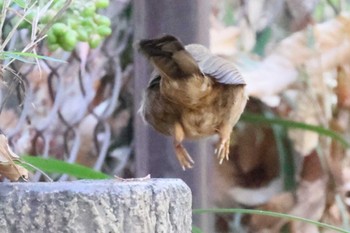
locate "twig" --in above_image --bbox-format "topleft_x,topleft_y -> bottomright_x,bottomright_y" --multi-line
18,159 -> 53,182
0,3 -> 36,51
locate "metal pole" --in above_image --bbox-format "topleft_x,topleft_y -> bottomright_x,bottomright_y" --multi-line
133,0 -> 213,231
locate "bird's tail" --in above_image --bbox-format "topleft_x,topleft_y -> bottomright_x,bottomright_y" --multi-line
138,35 -> 202,79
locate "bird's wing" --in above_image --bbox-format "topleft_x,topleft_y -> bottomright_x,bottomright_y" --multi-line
138,35 -> 202,79
185,44 -> 246,85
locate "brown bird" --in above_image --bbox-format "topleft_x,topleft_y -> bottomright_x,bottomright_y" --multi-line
138,35 -> 248,170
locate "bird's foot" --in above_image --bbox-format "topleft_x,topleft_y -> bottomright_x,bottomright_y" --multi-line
215,139 -> 230,164
175,144 -> 195,170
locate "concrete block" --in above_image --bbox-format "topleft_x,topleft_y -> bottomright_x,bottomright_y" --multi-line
0,179 -> 192,233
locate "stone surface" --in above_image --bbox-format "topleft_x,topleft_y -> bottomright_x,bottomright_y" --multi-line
0,179 -> 192,233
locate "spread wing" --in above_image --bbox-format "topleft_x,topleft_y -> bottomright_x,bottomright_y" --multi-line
185,44 -> 246,85
139,34 -> 245,85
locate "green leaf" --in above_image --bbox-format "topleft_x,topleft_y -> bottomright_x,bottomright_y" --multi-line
223,2 -> 235,26
264,111 -> 296,191
13,0 -> 27,8
193,208 -> 350,233
241,113 -> 350,148
252,27 -> 272,56
192,225 -> 203,233
20,155 -> 111,179
0,51 -> 66,63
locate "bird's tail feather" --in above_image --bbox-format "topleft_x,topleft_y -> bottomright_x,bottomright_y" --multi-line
138,35 -> 202,79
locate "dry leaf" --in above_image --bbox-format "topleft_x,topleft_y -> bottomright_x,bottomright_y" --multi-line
284,152 -> 326,232
242,14 -> 350,100
210,24 -> 240,56
0,163 -> 28,181
249,152 -> 326,232
0,134 -> 28,181
286,0 -> 318,30
336,65 -> 350,109
0,109 -> 18,130
0,134 -> 19,161
250,192 -> 295,232
288,94 -> 320,156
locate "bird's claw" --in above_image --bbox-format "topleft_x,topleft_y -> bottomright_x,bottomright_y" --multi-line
180,156 -> 194,170
215,140 -> 230,165
176,145 -> 195,170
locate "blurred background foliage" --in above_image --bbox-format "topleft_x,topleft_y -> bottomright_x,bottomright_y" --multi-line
209,0 -> 350,232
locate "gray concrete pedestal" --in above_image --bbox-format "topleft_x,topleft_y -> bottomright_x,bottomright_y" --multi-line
0,179 -> 192,233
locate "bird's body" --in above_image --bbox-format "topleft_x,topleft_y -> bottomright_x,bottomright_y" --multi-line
139,35 -> 248,170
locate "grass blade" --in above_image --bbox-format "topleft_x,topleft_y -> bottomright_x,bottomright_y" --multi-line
193,208 -> 350,233
1,53 -> 36,64
13,0 -> 27,8
192,225 -> 203,233
0,51 -> 66,63
265,111 -> 296,191
241,113 -> 350,148
20,155 -> 111,179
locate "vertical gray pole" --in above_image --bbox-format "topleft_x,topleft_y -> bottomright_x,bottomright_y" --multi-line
133,0 -> 213,231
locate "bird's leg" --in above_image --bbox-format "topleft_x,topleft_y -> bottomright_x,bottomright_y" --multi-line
215,123 -> 232,164
173,122 -> 194,170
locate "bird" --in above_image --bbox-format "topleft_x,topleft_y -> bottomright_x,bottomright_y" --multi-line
138,35 -> 248,170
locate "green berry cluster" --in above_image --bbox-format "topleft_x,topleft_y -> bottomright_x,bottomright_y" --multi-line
48,0 -> 111,51
12,0 -> 112,51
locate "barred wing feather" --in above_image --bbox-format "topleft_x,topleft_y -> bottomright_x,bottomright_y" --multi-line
185,44 -> 246,85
